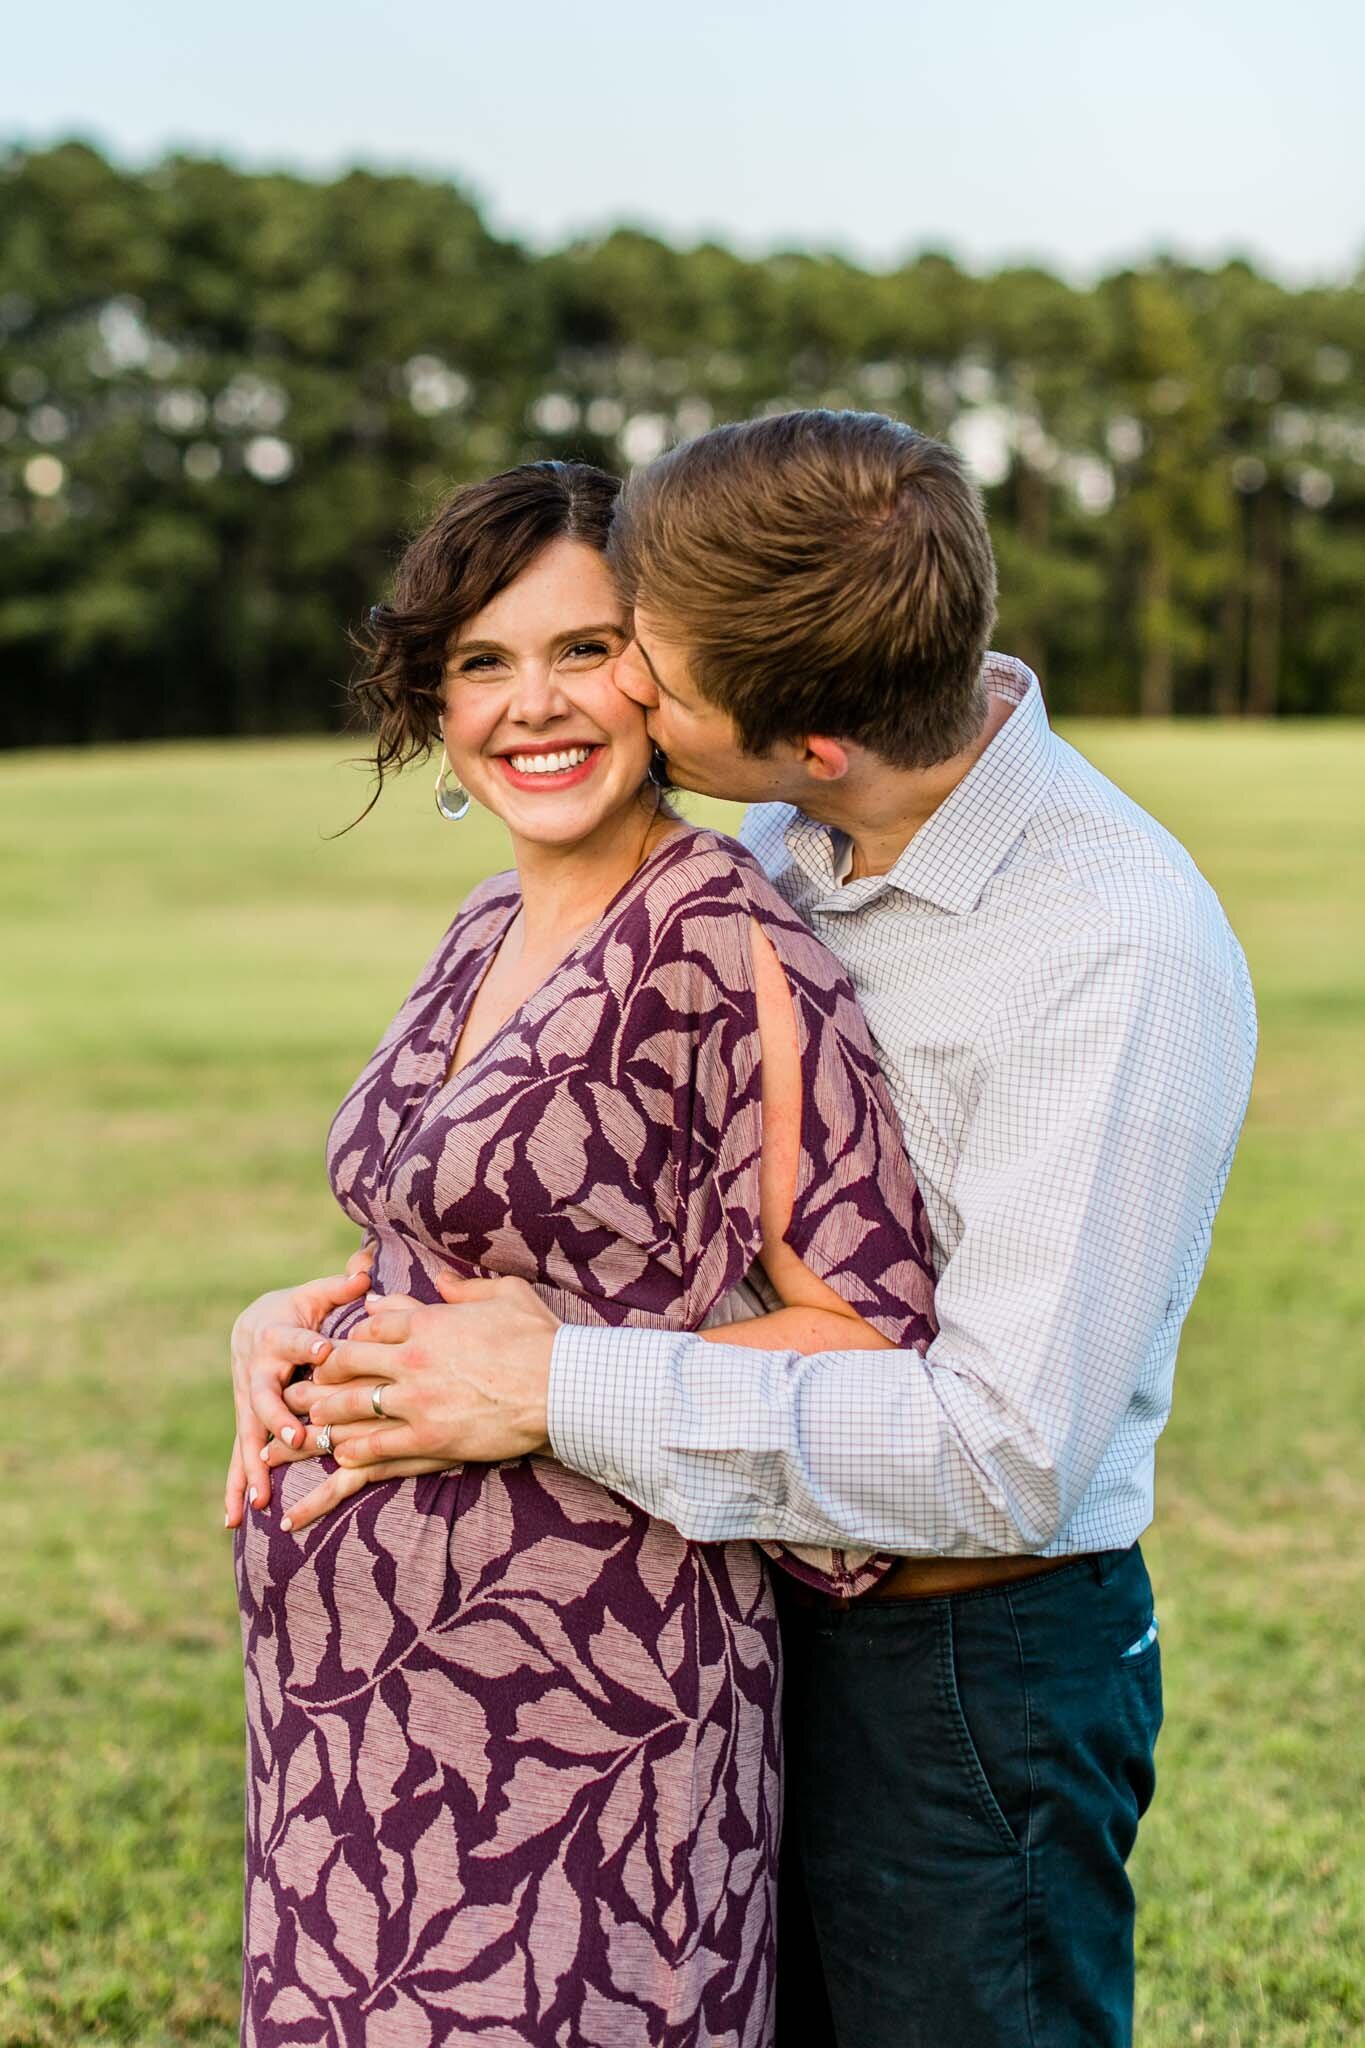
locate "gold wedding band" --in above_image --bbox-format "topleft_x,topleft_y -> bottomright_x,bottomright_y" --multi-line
371,1384 -> 386,1419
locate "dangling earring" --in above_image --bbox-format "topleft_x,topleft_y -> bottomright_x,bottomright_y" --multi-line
647,746 -> 670,791
434,746 -> 470,822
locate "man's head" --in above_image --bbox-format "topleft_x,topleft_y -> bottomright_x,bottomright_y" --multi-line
609,409 -> 998,808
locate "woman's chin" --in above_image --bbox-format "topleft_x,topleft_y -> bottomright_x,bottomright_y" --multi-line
473,767 -> 656,850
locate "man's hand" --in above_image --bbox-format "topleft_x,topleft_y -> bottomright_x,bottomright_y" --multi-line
224,1244 -> 373,1526
257,1271 -> 560,1533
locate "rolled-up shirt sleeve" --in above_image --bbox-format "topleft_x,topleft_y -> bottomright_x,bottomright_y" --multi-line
548,925 -> 1256,1555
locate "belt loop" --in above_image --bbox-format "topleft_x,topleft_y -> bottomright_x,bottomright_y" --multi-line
1090,1547 -> 1127,1587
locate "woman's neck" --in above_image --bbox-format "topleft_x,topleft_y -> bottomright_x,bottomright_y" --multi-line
507,799 -> 680,958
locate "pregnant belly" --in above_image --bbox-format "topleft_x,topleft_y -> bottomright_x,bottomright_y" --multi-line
235,1455 -> 774,1737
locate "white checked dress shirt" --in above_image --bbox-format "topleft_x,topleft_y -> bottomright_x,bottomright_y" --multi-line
549,656 -> 1257,1556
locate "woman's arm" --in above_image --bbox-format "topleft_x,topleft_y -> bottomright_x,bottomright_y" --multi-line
701,918 -> 904,1590
702,920 -> 895,1356
704,1303 -> 893,1351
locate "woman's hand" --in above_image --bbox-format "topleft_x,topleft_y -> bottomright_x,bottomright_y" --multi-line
246,1272 -> 558,1534
253,1409 -> 455,1534
224,1245 -> 374,1527
246,1272 -> 559,1535
252,1285 -> 458,1534
299,1272 -> 558,1468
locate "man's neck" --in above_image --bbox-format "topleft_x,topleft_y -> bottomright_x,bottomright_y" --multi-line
810,691 -> 1015,880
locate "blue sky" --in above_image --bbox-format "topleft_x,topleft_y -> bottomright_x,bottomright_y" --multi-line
6,0 -> 1362,281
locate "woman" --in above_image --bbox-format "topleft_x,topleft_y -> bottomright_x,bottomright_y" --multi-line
231,461 -> 936,2046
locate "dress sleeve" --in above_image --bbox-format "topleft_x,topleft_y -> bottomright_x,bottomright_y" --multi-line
617,840 -> 938,1596
764,893 -> 938,1352
611,846 -> 767,1326
745,864 -> 938,1594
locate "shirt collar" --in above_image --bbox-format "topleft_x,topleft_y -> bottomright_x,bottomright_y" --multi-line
782,654 -> 1058,914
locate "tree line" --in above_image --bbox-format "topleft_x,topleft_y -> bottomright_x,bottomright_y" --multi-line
2,138 -> 1362,747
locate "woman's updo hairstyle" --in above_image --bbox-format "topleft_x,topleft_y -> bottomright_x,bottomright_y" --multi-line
348,460 -> 623,810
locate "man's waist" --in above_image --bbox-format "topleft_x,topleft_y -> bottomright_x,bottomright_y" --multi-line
794,1552 -> 1093,1608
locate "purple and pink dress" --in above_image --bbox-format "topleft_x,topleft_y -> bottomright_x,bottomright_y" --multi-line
234,825 -> 935,2046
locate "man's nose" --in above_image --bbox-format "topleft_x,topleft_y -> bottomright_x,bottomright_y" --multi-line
612,648 -> 658,708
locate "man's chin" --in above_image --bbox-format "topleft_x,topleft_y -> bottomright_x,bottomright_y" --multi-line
652,748 -> 760,808
662,763 -> 713,799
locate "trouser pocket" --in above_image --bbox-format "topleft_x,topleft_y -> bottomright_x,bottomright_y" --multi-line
936,1601 -> 1029,1856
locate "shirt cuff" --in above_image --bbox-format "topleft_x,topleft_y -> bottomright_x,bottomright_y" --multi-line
547,1322 -> 684,1516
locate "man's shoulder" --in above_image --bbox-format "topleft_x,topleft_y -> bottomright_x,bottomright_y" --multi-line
1016,740 -> 1234,945
992,746 -> 1255,1062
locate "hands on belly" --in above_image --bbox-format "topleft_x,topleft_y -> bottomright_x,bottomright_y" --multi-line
225,1248 -> 375,1525
235,1267 -> 561,1536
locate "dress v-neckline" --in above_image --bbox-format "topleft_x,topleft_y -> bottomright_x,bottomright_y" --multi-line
424,822 -> 698,1110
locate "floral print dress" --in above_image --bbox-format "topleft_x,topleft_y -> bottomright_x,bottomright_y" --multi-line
234,826 -> 936,2047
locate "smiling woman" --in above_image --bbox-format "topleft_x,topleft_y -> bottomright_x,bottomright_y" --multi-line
436,539 -> 646,845
227,459 -> 936,2045
354,461 -> 630,810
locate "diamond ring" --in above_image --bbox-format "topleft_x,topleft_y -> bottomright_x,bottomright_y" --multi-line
315,1424 -> 334,1456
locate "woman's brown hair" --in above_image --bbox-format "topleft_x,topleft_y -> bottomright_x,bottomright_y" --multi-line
608,410 -> 997,768
348,460 -> 622,815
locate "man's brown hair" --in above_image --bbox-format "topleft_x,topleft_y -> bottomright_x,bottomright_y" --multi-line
608,410 -> 998,767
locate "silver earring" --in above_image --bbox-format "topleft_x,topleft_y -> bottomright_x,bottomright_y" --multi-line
647,746 -> 670,790
434,746 -> 470,822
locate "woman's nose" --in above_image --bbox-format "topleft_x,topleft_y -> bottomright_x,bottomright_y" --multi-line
506,663 -> 569,723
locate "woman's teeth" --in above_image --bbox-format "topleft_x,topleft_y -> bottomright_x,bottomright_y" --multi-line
506,747 -> 593,775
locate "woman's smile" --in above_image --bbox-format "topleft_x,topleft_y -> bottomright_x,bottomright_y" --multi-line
494,740 -> 604,791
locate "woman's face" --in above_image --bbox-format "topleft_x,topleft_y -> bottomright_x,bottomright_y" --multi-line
439,538 -> 647,851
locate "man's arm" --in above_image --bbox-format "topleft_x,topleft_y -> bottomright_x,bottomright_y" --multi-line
550,930 -> 1256,1554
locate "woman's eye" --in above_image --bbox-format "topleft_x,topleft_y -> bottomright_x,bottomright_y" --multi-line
459,655 -> 501,674
564,641 -> 609,661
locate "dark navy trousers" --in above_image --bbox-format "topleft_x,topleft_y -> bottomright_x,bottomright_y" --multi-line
774,1545 -> 1163,2048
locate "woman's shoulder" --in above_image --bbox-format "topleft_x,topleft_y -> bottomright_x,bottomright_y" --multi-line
619,823 -> 854,1017
431,870 -> 521,956
638,824 -> 839,965
632,825 -> 871,1058
636,823 -> 793,924
458,868 -> 522,924
408,870 -> 520,998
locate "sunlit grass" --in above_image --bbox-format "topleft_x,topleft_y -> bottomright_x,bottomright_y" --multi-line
2,724 -> 1362,2044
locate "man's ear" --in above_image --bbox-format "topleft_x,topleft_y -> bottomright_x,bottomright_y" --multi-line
799,735 -> 852,782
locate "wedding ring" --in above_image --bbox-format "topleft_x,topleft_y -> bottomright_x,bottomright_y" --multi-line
371,1384 -> 387,1419
315,1424 -> 334,1456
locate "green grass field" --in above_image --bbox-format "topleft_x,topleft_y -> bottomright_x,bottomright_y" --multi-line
2,725 -> 1362,2046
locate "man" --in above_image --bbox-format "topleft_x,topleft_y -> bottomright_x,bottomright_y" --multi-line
237,411 -> 1256,2046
